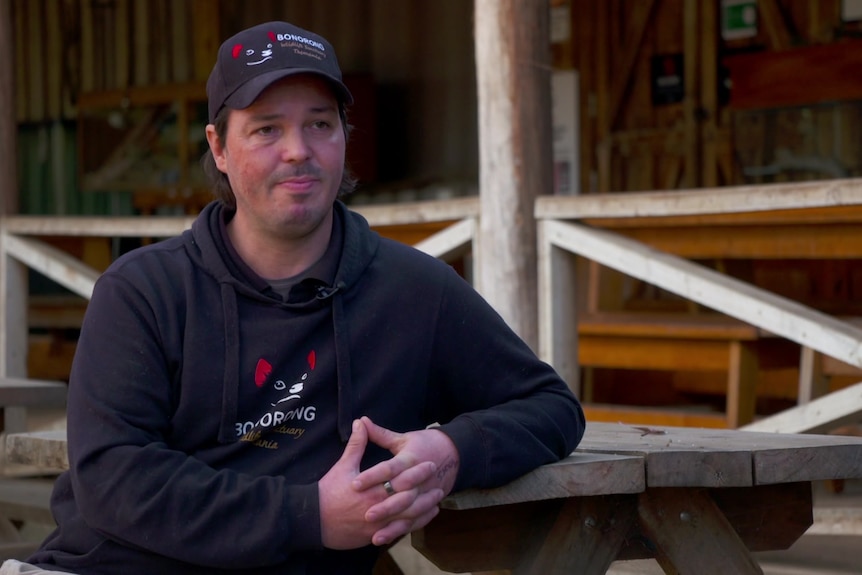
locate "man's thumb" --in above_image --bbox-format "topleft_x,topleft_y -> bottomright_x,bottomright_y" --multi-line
340,419 -> 368,466
362,416 -> 399,452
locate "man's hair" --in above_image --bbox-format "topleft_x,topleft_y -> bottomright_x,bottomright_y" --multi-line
201,103 -> 357,209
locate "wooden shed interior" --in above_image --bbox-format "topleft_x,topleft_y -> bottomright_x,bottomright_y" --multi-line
10,0 -> 862,425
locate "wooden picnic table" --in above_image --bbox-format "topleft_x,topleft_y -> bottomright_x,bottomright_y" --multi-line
6,422 -> 862,574
413,422 -> 862,575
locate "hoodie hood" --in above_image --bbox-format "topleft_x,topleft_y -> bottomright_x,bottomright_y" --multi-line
185,200 -> 379,442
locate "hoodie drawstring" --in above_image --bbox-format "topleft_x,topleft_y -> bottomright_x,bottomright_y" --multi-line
331,289 -> 354,441
219,283 -> 241,443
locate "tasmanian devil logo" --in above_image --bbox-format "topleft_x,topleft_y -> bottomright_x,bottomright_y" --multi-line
231,30 -> 277,66
255,350 -> 316,407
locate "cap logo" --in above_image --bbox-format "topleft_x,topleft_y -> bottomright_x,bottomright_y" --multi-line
276,32 -> 325,52
207,22 -> 353,121
231,32 -> 277,66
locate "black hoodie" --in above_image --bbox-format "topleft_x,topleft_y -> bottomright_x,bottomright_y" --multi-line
30,201 -> 585,574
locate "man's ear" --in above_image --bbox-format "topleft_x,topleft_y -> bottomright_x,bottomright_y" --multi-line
205,124 -> 228,173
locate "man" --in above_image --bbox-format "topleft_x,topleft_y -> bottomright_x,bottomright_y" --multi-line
9,20 -> 584,575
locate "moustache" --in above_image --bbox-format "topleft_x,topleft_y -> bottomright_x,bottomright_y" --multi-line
269,165 -> 322,183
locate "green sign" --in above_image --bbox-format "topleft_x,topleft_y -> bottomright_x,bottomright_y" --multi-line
722,0 -> 757,40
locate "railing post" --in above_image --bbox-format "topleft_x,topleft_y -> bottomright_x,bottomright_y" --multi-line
0,227 -> 32,432
538,220 -> 581,395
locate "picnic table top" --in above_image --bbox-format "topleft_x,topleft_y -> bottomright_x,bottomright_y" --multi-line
442,422 -> 862,510
5,422 -> 862,505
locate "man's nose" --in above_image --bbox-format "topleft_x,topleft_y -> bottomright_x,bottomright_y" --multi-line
279,129 -> 312,162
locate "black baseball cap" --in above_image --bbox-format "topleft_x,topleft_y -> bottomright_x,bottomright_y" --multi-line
206,21 -> 353,122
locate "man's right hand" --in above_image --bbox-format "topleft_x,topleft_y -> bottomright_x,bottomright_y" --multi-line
318,419 -> 442,549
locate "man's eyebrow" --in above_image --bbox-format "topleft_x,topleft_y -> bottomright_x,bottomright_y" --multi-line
246,113 -> 283,123
247,105 -> 337,122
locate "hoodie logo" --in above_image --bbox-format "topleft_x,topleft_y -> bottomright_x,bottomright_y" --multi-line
236,351 -> 319,440
254,358 -> 272,387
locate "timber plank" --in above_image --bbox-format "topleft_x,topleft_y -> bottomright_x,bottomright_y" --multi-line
754,442 -> 862,485
0,377 -> 66,408
639,487 -> 762,574
579,336 -> 734,371
412,499 -> 561,573
440,452 -> 644,510
582,405 -> 728,429
578,312 -> 762,340
13,0 -> 27,122
580,422 -> 862,487
710,482 -> 812,551
4,431 -> 68,472
44,0 -> 63,119
512,496 -> 637,575
534,180 -> 862,221
582,223 -> 862,259
25,0 -> 45,122
725,40 -> 862,110
579,422 -> 754,487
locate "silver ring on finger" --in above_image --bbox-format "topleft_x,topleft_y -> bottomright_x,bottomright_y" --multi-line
383,480 -> 396,497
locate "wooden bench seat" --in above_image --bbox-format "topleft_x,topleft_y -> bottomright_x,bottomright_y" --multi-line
577,312 -> 800,428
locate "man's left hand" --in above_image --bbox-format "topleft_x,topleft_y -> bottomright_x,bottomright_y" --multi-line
351,416 -> 460,545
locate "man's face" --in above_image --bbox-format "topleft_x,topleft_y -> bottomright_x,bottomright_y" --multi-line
207,74 -> 346,242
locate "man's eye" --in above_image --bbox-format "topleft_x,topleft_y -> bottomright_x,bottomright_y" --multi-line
257,126 -> 274,135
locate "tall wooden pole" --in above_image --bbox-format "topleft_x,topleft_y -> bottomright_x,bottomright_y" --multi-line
474,0 -> 552,351
0,0 -> 17,215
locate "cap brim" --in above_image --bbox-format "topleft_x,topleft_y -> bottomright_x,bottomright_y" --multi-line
224,68 -> 354,111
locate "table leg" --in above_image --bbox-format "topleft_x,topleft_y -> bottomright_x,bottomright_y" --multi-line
512,495 -> 637,575
638,487 -> 763,575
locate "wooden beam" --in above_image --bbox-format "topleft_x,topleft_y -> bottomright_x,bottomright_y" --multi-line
474,0 -> 548,349
0,235 -> 29,380
683,0 -> 700,189
700,0 -> 719,187
581,405 -> 728,428
741,382 -> 862,434
538,221 -> 580,392
80,0 -> 95,92
2,235 -> 101,298
582,223 -> 862,259
595,1 -> 611,192
609,0 -> 657,130
725,341 -> 757,428
25,0 -> 45,121
192,0 -> 220,82
1,215 -> 195,237
758,0 -> 793,51
413,218 -> 476,263
152,0 -> 170,84
115,0 -> 131,89
353,197 -> 478,227
76,82 -> 207,109
575,0 -> 595,194
133,0 -> 150,86
542,220 -> 862,369
534,178 -> 862,220
1,0 -> 18,214
13,0 -> 26,123
45,0 -> 63,119
170,0 -> 190,82
724,40 -> 862,110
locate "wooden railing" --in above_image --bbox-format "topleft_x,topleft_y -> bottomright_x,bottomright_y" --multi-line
536,178 -> 862,433
3,181 -> 862,434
